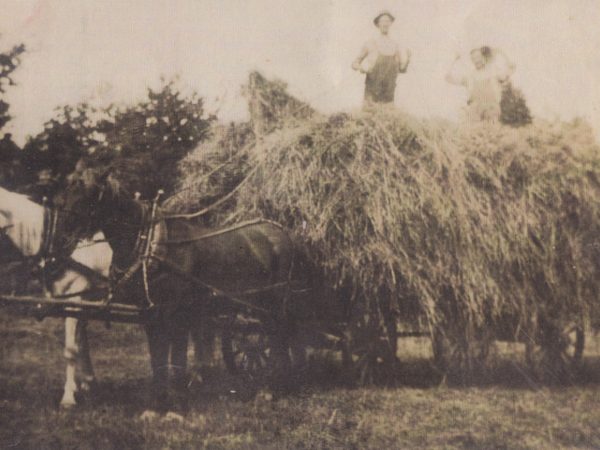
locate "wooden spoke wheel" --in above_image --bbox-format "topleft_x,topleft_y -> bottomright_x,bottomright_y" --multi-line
221,316 -> 307,387
430,324 -> 493,383
222,328 -> 271,380
431,326 -> 450,373
525,319 -> 585,382
343,307 -> 398,386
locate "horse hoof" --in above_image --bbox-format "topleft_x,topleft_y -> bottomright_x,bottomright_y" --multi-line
59,401 -> 77,410
140,410 -> 161,422
187,372 -> 204,390
163,411 -> 185,424
79,379 -> 98,394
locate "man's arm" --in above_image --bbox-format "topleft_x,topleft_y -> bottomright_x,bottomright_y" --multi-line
493,48 -> 516,81
352,43 -> 369,72
398,48 -> 411,73
445,53 -> 467,85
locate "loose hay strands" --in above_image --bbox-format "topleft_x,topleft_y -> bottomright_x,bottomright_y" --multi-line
174,73 -> 600,376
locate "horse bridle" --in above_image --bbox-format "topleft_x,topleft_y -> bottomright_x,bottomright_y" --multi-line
0,201 -> 67,292
105,191 -> 162,309
38,202 -> 81,291
0,224 -> 13,235
0,209 -> 14,235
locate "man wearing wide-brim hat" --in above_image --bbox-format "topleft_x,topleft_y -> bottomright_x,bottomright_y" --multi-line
352,10 -> 411,105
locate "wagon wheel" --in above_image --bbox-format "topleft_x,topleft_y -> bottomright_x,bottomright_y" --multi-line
525,318 -> 585,382
431,326 -> 449,373
430,323 -> 493,383
221,317 -> 307,387
221,326 -> 271,380
344,305 -> 398,385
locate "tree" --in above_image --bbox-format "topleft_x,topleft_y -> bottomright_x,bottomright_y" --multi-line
0,43 -> 25,131
95,79 -> 214,197
21,104 -> 97,194
500,82 -> 532,127
22,79 -> 214,198
0,43 -> 25,189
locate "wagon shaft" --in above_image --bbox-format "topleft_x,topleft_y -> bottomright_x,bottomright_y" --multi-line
0,294 -> 148,324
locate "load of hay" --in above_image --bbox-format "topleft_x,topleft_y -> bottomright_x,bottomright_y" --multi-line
173,72 -> 600,380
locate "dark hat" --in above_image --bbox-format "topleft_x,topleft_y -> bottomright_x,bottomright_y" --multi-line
373,10 -> 395,25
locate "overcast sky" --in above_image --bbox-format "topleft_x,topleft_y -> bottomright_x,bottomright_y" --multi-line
1,0 -> 599,145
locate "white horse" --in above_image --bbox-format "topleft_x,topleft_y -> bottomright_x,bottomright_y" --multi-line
0,186 -> 215,408
0,185 -> 111,407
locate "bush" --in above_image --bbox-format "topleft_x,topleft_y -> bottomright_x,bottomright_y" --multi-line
500,82 -> 532,127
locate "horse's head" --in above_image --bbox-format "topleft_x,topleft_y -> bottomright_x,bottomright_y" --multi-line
53,159 -> 146,255
52,163 -> 117,242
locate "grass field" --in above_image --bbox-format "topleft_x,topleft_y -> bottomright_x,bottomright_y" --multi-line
1,311 -> 599,449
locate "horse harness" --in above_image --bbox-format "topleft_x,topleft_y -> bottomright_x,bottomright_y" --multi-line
106,191 -> 306,316
0,200 -> 109,300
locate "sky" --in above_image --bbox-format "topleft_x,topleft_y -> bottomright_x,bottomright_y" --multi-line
1,0 -> 599,145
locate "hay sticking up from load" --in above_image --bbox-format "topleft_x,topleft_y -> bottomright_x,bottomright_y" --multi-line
244,71 -> 317,136
171,71 -> 318,219
175,72 -> 600,377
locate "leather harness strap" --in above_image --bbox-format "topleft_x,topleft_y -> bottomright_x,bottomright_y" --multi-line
152,218 -> 284,245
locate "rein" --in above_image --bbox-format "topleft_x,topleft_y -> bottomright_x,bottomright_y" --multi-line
108,194 -> 299,315
39,202 -> 59,292
0,224 -> 14,233
162,165 -> 259,220
0,199 -> 110,300
154,218 -> 284,245
0,201 -> 63,290
107,191 -> 161,309
40,204 -> 112,298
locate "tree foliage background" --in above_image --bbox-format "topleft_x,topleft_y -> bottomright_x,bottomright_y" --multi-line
0,40 -> 214,199
0,43 -> 25,189
22,80 -> 214,199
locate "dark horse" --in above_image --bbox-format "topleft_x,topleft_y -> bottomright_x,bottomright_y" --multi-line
54,167 -> 310,416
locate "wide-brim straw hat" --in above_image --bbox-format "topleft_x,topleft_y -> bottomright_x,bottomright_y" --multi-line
373,10 -> 395,25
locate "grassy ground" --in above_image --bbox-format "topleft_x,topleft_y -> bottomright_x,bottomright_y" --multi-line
1,311 -> 599,449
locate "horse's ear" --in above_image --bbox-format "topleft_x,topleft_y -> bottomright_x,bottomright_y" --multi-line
98,167 -> 111,182
105,173 -> 121,195
78,165 -> 108,191
80,168 -> 98,190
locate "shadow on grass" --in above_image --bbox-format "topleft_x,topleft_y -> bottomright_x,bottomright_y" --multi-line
188,352 -> 600,408
77,378 -> 147,413
3,354 -> 599,415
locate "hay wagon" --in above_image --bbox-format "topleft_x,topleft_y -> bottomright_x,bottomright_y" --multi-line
0,259 -> 587,386
0,201 -> 588,388
0,254 -> 412,387
209,286 -> 431,386
429,307 -> 587,382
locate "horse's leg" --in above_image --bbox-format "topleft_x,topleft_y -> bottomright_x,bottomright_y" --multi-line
263,316 -> 292,394
76,320 -> 96,393
190,314 -> 216,383
144,321 -> 170,415
170,317 -> 190,415
60,317 -> 79,408
289,321 -> 308,383
57,273 -> 95,407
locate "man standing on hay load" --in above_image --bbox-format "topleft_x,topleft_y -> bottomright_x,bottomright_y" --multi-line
445,46 -> 516,123
352,10 -> 411,106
